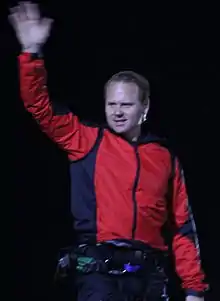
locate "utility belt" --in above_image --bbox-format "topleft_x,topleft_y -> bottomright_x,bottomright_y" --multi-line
54,240 -> 167,282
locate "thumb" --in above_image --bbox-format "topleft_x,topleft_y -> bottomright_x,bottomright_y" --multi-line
41,17 -> 54,31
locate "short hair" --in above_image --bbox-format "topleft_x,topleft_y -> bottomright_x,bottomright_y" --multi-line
104,70 -> 150,103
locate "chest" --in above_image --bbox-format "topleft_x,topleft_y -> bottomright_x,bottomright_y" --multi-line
95,133 -> 172,198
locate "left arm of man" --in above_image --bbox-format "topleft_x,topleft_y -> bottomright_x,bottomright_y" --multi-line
171,158 -> 208,300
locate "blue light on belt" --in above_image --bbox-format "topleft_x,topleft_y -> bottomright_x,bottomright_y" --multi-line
124,263 -> 140,272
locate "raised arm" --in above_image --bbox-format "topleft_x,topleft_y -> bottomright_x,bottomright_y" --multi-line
9,2 -> 98,161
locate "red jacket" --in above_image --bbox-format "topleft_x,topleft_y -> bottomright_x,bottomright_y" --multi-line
19,52 -> 208,297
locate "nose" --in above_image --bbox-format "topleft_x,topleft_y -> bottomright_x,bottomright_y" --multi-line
114,105 -> 123,117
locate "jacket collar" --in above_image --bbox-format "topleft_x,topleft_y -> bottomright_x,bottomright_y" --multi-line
104,124 -> 169,147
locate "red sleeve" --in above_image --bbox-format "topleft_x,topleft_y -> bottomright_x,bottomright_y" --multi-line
19,52 -> 98,161
171,158 -> 209,297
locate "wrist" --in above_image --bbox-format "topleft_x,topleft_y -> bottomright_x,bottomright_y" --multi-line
22,44 -> 42,54
186,296 -> 204,301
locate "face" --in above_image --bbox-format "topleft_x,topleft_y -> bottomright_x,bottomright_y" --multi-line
105,81 -> 148,139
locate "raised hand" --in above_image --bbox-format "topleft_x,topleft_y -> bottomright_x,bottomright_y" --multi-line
8,1 -> 53,53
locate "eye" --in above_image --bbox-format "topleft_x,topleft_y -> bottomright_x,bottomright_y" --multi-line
121,103 -> 133,108
108,102 -> 116,106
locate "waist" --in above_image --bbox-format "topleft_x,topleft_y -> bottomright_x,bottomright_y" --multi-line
74,239 -> 167,261
74,233 -> 168,251
57,240 -> 167,279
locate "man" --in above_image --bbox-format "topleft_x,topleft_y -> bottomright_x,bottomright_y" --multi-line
10,2 -> 208,300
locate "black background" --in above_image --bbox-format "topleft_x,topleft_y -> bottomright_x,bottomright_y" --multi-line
1,0 -> 219,300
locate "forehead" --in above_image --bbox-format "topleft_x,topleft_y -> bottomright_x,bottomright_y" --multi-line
106,82 -> 139,101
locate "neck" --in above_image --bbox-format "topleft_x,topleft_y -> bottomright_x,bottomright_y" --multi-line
124,125 -> 141,142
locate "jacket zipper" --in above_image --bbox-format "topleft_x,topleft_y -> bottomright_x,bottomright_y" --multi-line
131,145 -> 141,239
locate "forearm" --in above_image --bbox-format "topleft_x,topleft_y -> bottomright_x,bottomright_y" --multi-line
19,52 -> 48,110
172,232 -> 207,296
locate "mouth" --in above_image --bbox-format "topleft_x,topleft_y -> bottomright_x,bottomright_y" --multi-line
114,120 -> 127,127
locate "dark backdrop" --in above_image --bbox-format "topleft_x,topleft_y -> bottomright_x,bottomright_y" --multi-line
1,1 -> 219,300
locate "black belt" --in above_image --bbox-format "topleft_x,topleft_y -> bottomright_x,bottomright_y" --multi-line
54,242 -> 166,280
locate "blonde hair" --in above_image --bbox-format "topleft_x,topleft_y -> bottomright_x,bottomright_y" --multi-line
105,70 -> 150,103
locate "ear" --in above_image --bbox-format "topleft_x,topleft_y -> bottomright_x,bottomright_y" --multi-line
138,98 -> 150,125
143,97 -> 150,116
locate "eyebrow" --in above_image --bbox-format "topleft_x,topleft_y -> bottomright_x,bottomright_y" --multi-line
107,101 -> 134,105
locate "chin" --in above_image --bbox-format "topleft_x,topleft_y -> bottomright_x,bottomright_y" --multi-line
111,126 -> 128,134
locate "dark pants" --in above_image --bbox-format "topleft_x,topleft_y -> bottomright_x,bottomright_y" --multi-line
74,269 -> 168,301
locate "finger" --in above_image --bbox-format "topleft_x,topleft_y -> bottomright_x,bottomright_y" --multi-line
10,5 -> 26,21
9,5 -> 22,25
9,5 -> 19,21
9,6 -> 19,16
41,17 -> 54,30
23,2 -> 40,20
8,14 -> 19,28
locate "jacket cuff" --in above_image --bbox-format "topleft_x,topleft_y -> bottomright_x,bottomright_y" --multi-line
21,52 -> 43,60
185,289 -> 205,297
30,52 -> 43,59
